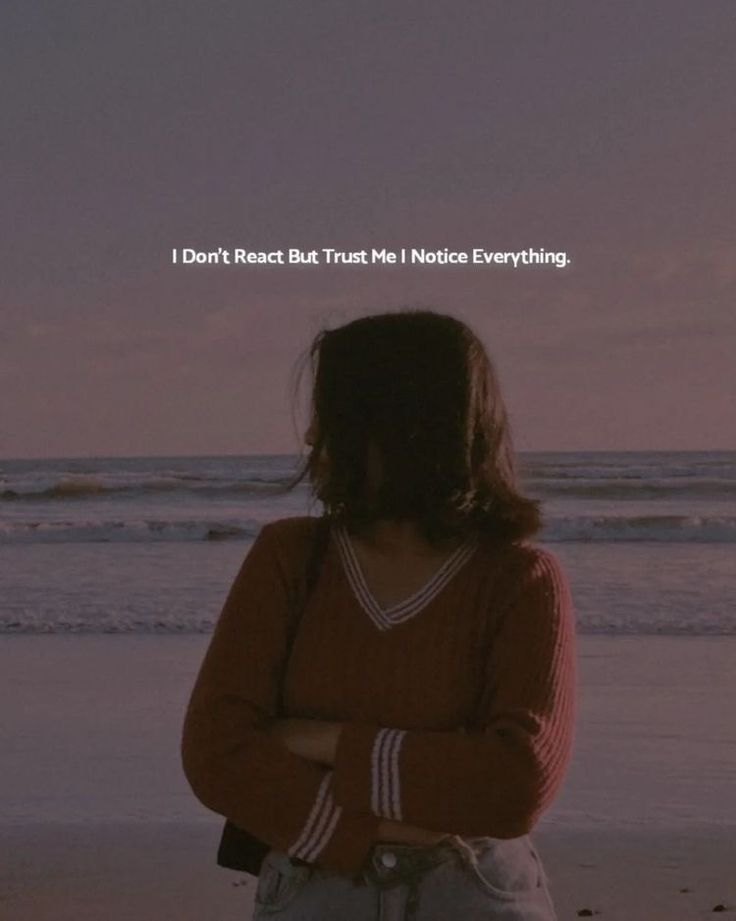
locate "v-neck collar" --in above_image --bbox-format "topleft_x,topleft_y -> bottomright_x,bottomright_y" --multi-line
334,524 -> 479,632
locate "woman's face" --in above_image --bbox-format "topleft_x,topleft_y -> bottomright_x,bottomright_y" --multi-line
305,418 -> 382,492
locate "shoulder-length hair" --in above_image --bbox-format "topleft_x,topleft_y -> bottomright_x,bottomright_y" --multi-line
285,308 -> 542,546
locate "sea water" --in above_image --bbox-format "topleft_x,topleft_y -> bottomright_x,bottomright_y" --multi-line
2,451 -> 734,830
1,451 -> 734,635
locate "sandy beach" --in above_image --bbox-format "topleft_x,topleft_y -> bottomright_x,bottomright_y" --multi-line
2,634 -> 734,920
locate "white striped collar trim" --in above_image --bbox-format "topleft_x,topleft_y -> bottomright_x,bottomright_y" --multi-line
335,525 -> 479,632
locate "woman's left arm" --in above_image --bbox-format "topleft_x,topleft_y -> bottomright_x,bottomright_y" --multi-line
320,547 -> 578,838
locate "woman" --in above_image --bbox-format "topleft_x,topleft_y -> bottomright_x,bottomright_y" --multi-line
181,309 -> 577,920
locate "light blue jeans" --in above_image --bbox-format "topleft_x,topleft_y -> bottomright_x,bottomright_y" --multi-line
251,834 -> 558,920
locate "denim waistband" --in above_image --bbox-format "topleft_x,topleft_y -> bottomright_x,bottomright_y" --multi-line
363,835 -> 484,888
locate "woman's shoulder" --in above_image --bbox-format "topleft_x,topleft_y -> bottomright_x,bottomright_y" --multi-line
262,515 -> 324,536
478,532 -> 561,566
508,538 -> 564,572
477,535 -> 570,599
257,515 -> 326,557
502,541 -> 573,628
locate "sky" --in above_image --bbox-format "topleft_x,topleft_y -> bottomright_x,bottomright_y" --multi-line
2,0 -> 735,458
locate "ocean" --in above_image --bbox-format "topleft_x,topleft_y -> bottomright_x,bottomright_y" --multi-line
1,451 -> 734,635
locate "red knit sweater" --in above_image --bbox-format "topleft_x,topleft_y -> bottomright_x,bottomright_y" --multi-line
181,516 -> 577,880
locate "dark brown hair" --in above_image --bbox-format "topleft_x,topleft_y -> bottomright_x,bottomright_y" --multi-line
285,308 -> 542,546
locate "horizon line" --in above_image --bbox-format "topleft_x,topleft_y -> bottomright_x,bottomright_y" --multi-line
2,448 -> 735,463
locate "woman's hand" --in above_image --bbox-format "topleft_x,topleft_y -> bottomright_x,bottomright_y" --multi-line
269,718 -> 341,766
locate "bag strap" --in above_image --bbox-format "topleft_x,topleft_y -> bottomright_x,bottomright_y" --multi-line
277,515 -> 332,712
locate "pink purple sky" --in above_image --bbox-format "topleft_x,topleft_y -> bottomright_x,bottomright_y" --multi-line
2,2 -> 735,458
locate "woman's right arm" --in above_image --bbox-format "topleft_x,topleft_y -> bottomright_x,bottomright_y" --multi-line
180,521 -> 381,880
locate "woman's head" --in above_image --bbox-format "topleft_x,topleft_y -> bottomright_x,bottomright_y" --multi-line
289,308 -> 542,544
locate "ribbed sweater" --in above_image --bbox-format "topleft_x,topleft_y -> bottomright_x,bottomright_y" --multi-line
181,515 -> 577,880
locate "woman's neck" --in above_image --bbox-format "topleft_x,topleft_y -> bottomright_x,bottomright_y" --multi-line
351,519 -> 463,557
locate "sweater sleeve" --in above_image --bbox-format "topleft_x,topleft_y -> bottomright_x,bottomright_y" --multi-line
330,546 -> 577,838
180,521 -> 380,879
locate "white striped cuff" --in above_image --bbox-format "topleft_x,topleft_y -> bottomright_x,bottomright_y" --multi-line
370,728 -> 407,820
286,771 -> 343,863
